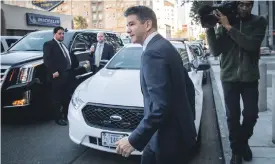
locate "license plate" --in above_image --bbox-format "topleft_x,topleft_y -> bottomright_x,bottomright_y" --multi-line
101,132 -> 128,147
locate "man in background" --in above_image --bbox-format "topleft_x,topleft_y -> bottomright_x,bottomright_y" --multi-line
206,1 -> 267,163
43,26 -> 79,126
90,32 -> 114,74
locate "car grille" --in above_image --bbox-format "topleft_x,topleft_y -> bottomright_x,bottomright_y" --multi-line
82,104 -> 144,131
0,66 -> 10,85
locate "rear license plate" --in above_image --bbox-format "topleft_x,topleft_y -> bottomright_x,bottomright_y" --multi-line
101,132 -> 128,147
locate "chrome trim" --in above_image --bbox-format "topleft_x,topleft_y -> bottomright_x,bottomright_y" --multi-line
75,72 -> 93,79
3,104 -> 30,108
0,65 -> 11,89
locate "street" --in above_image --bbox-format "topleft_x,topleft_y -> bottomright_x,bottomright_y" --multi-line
2,74 -> 223,164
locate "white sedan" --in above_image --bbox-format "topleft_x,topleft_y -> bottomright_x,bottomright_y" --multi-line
68,43 -> 207,155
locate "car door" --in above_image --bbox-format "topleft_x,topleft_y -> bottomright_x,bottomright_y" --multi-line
104,33 -> 124,53
71,32 -> 97,64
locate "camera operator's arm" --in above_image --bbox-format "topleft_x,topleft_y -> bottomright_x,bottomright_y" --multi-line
226,17 -> 267,52
206,26 -> 225,56
216,10 -> 267,52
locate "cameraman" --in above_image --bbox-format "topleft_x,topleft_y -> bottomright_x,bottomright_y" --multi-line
206,1 -> 267,164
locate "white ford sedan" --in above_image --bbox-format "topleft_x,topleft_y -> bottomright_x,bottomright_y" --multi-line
68,43 -> 207,155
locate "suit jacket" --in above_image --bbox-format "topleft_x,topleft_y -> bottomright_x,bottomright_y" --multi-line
43,39 -> 79,81
128,34 -> 197,156
90,42 -> 114,65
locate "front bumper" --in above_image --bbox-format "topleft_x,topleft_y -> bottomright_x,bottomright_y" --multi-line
68,102 -> 142,155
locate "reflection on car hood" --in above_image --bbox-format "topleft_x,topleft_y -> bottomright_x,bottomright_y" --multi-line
78,68 -> 144,107
1,51 -> 42,65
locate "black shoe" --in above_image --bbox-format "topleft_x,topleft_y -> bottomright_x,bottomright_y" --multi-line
230,154 -> 242,164
242,143 -> 253,161
55,119 -> 68,126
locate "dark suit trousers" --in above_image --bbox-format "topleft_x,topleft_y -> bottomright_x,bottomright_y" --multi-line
222,81 -> 259,154
51,71 -> 76,120
141,144 -> 189,164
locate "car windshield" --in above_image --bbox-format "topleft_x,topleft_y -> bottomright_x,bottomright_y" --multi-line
106,46 -> 143,70
9,31 -> 73,51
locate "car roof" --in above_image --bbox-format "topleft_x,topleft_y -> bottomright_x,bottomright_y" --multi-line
0,36 -> 22,39
27,29 -> 118,36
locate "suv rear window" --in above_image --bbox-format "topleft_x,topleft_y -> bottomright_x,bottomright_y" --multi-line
6,39 -> 18,47
104,33 -> 124,52
1,42 -> 4,52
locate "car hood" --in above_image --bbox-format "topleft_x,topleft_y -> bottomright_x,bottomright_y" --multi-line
1,51 -> 42,65
77,68 -> 144,107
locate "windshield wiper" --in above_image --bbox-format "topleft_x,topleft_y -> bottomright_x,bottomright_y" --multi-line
24,49 -> 41,51
107,67 -> 125,70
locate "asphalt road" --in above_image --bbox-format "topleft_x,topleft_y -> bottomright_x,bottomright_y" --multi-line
1,73 -> 223,164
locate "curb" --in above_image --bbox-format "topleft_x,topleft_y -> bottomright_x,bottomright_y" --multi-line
209,67 -> 231,164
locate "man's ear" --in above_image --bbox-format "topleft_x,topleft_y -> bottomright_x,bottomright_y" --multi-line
145,20 -> 153,32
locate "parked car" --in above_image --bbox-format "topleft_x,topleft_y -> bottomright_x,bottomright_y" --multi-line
1,36 -> 22,53
260,47 -> 271,56
187,43 -> 210,85
1,29 -> 124,117
68,43 -> 209,155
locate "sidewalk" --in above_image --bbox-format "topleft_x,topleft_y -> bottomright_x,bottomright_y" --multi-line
208,57 -> 275,164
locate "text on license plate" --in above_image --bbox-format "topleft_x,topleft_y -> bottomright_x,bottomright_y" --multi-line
101,132 -> 128,147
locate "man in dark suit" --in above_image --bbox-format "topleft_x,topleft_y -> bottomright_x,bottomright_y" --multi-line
90,32 -> 114,74
116,6 -> 197,164
43,26 -> 79,126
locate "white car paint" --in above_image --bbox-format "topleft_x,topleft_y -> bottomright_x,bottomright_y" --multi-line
68,43 -> 204,155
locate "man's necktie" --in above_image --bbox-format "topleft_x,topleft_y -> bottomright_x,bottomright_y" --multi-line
59,43 -> 71,69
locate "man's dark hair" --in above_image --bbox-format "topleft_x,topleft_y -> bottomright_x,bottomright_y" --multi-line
53,26 -> 64,34
237,1 -> 254,7
124,6 -> 158,30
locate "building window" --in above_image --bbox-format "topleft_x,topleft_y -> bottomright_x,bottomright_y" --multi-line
94,23 -> 97,28
93,15 -> 97,20
98,13 -> 103,20
99,23 -> 102,28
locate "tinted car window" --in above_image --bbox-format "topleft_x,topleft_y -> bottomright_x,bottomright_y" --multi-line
6,39 -> 18,47
71,33 -> 97,50
104,33 -> 124,52
106,46 -> 142,70
9,31 -> 74,51
1,42 -> 4,52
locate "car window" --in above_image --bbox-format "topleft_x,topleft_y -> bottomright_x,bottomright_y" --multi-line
6,39 -> 18,47
104,33 -> 124,52
71,33 -> 97,50
1,42 -> 4,52
176,47 -> 191,71
106,46 -> 142,69
9,31 -> 74,51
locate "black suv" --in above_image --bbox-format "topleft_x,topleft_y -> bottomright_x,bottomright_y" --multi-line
1,29 -> 124,116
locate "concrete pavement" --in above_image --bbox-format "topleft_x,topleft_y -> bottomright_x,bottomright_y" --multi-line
209,57 -> 275,164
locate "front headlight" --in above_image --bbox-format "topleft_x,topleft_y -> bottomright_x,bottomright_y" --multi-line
17,60 -> 43,84
71,91 -> 84,110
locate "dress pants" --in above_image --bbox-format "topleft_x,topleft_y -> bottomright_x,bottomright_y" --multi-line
51,71 -> 76,120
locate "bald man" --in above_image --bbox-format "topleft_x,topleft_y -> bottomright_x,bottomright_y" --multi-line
90,32 -> 114,74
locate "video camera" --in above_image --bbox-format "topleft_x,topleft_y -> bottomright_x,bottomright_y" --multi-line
198,1 -> 239,28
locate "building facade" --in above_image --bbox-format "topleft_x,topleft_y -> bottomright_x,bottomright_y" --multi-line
1,3 -> 73,36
